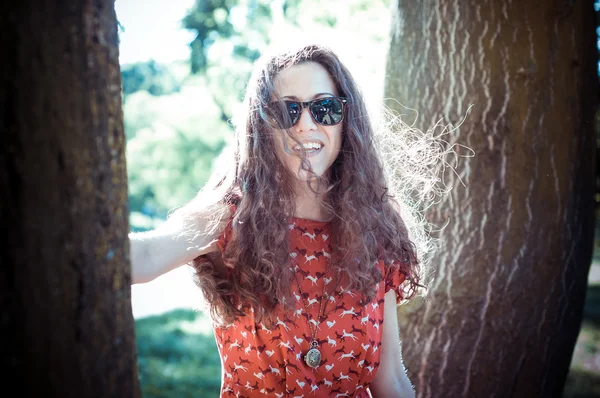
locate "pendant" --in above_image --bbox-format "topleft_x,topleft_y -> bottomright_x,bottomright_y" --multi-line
304,341 -> 322,369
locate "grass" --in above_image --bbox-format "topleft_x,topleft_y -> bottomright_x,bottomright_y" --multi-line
135,309 -> 221,398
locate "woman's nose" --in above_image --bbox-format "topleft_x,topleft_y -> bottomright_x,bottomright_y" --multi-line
295,106 -> 317,133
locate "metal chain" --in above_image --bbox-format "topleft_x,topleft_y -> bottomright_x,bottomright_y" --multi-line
293,266 -> 330,343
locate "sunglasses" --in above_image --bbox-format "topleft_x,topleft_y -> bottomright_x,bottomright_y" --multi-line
266,96 -> 348,129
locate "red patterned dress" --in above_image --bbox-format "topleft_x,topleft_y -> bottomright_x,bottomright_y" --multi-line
214,217 -> 407,398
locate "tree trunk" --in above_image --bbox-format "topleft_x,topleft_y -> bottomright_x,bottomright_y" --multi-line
0,1 -> 140,397
385,1 -> 598,397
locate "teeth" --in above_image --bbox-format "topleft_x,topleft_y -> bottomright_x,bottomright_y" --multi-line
294,142 -> 322,151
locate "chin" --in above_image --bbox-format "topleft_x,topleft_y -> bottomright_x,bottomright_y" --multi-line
295,165 -> 333,183
296,169 -> 321,182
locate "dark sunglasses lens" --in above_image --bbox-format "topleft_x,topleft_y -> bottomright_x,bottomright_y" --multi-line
286,102 -> 302,127
310,98 -> 344,125
266,102 -> 297,129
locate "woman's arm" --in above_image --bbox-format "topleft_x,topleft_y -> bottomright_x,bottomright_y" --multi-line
129,203 -> 228,284
369,289 -> 416,398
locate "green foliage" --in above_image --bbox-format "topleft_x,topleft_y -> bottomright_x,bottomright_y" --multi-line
182,0 -> 273,125
183,0 -> 270,74
135,309 -> 221,397
121,60 -> 182,97
181,0 -> 392,125
124,74 -> 232,231
183,0 -> 236,73
126,125 -> 226,228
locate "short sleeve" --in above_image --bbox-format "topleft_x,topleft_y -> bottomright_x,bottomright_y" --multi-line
384,261 -> 410,305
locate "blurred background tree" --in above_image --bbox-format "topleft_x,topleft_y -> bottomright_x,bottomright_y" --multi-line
122,60 -> 183,98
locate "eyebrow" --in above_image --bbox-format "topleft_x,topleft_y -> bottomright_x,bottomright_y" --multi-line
281,92 -> 335,100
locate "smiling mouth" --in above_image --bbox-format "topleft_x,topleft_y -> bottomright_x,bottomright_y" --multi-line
293,142 -> 323,156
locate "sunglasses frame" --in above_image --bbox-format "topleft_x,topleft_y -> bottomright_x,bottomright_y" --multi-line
267,96 -> 349,129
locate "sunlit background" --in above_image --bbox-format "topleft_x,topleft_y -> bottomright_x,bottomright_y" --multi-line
116,0 -> 600,396
117,0 -> 207,320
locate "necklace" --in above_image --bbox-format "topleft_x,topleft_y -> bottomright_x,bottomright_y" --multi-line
294,269 -> 330,369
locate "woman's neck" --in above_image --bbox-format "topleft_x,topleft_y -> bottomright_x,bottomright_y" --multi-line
293,179 -> 330,222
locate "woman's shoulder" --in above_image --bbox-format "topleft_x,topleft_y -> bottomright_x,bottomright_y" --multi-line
163,198 -> 233,254
129,200 -> 232,283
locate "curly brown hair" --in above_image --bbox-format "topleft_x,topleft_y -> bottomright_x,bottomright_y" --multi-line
184,44 -> 425,325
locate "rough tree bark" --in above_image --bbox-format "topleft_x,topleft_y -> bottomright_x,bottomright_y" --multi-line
0,1 -> 140,397
385,1 -> 598,397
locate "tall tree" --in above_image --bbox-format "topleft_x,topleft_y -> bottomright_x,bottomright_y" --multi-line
0,1 -> 140,397
385,1 -> 598,397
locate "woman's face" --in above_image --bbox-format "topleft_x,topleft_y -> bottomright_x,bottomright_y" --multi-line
271,62 -> 343,182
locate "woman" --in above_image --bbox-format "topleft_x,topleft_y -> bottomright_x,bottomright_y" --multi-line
130,43 -> 432,397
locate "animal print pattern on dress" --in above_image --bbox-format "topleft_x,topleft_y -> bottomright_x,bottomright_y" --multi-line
214,216 -> 408,398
